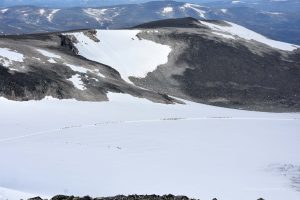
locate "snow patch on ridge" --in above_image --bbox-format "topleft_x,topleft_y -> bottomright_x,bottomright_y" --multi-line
36,49 -> 61,59
220,9 -> 228,13
181,3 -> 206,18
84,8 -> 108,22
68,74 -> 86,90
0,48 -> 24,67
65,63 -> 105,78
262,11 -> 283,15
1,9 -> 9,14
47,9 -> 60,22
47,58 -> 56,64
39,9 -> 46,15
162,7 -> 173,14
200,20 -> 299,51
232,0 -> 243,4
65,63 -> 90,73
66,30 -> 171,83
212,31 -> 235,39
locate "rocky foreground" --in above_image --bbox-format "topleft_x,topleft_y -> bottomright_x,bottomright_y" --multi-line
27,195 -> 199,200
27,195 -> 265,200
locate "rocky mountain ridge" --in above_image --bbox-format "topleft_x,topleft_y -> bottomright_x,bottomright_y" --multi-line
0,17 -> 299,112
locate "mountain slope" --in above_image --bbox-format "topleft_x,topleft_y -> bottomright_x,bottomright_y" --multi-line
1,17 -> 300,200
0,17 -> 299,112
133,18 -> 300,111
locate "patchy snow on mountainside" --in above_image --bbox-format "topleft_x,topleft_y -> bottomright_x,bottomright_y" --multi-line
220,8 -> 228,13
0,48 -> 24,67
67,30 -> 171,83
68,74 -> 86,90
65,63 -> 105,78
232,0 -> 243,4
0,94 -> 300,200
65,63 -> 90,73
0,9 -> 9,14
181,3 -> 206,18
162,7 -> 173,14
0,48 -> 24,62
47,58 -> 56,63
84,8 -> 108,22
47,9 -> 60,22
39,9 -> 46,16
200,20 -> 299,51
212,31 -> 235,39
262,11 -> 283,15
36,49 -> 61,59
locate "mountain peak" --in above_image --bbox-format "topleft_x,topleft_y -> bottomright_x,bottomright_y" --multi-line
133,17 -> 202,29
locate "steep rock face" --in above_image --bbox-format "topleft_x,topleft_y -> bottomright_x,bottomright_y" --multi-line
0,18 -> 299,112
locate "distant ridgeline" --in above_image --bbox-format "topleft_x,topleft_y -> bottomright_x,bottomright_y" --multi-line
0,0 -> 300,44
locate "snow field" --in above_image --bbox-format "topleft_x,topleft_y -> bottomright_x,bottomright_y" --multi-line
0,93 -> 299,200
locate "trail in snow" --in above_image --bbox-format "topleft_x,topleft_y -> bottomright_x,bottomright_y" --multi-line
0,117 -> 298,143
1,93 -> 300,200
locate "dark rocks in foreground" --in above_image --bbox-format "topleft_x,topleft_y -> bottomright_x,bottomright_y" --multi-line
28,195 -> 197,200
27,195 -> 266,200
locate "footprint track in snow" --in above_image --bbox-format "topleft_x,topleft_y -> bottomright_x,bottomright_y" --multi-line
0,117 -> 299,143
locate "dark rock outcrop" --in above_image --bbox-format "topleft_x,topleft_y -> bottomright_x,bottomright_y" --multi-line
31,194 -> 196,200
28,197 -> 44,200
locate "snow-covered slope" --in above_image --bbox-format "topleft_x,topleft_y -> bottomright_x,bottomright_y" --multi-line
66,30 -> 171,82
0,48 -> 24,67
0,186 -> 41,200
0,94 -> 300,200
200,20 -> 299,51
